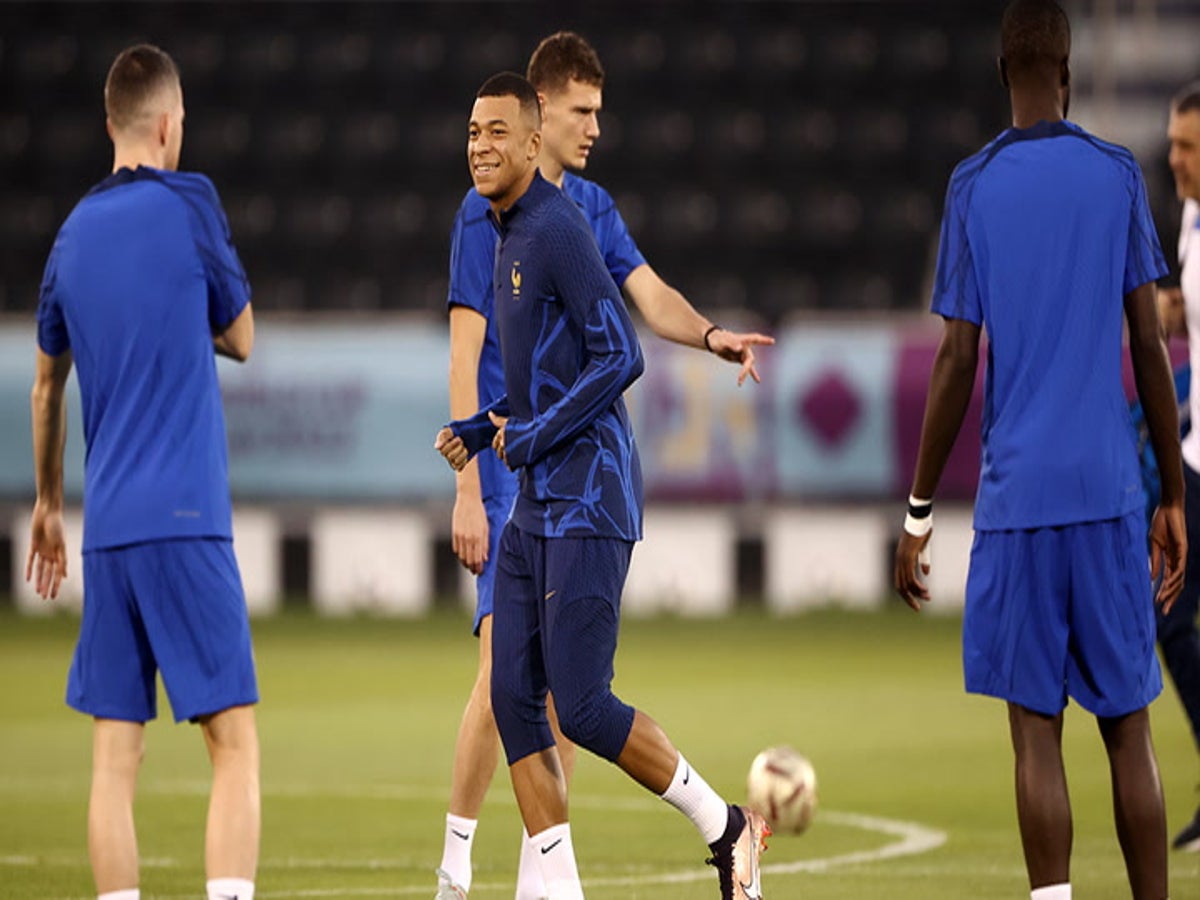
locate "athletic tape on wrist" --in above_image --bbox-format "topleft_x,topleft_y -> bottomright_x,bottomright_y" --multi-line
904,511 -> 933,537
904,495 -> 933,537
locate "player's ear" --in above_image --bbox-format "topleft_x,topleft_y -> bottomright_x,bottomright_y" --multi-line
528,129 -> 541,161
156,110 -> 170,148
1060,59 -> 1070,88
537,91 -> 548,117
997,57 -> 1009,90
105,118 -> 116,143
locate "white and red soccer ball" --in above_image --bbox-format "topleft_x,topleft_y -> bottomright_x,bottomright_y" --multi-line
746,745 -> 818,834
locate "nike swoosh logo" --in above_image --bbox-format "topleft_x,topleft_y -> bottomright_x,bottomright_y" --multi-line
451,829 -> 470,840
544,590 -> 557,600
739,879 -> 761,900
541,837 -> 563,854
682,765 -> 690,785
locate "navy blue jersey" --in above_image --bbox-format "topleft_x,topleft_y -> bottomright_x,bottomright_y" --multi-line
932,120 -> 1167,530
451,173 -> 644,540
446,172 -> 645,502
37,166 -> 249,551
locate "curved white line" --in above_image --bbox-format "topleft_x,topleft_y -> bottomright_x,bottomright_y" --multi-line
1,807 -> 948,898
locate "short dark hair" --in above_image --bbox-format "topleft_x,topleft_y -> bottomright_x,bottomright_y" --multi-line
476,71 -> 542,128
526,31 -> 605,94
1173,81 -> 1200,117
105,44 -> 180,130
1000,0 -> 1070,78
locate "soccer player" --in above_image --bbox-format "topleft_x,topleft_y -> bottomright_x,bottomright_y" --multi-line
26,44 -> 260,900
892,3 -> 1185,898
437,31 -> 772,900
435,72 -> 768,900
1154,80 -> 1200,852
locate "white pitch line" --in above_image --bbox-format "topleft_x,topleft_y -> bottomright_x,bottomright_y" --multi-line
4,808 -> 948,898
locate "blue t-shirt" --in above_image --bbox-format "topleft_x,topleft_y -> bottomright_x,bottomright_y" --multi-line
932,120 -> 1168,530
451,173 -> 644,541
36,166 -> 250,551
445,171 -> 646,501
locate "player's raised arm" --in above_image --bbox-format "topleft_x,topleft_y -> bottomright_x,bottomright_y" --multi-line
622,265 -> 774,386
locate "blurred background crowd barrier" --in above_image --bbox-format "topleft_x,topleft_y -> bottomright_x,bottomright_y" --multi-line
0,0 -> 1196,613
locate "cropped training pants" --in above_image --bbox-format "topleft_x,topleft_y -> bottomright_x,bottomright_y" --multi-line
490,522 -> 637,765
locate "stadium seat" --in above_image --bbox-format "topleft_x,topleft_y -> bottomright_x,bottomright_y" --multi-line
0,5 -> 1033,315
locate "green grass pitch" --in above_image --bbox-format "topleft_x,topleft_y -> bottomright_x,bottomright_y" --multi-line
2,605 -> 1199,899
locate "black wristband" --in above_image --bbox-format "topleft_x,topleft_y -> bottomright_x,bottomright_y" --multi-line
907,499 -> 933,519
703,324 -> 721,352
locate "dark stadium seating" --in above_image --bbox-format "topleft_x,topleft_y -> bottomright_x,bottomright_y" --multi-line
0,2 -> 1087,318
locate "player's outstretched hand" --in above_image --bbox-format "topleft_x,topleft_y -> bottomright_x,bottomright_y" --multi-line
435,426 -> 469,472
489,411 -> 509,468
26,501 -> 67,601
894,530 -> 932,612
1150,502 -> 1187,613
707,328 -> 775,386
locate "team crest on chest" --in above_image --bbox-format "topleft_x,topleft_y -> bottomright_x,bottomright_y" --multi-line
511,261 -> 522,300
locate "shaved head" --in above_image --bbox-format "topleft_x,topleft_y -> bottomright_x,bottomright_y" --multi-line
1000,0 -> 1070,83
105,44 -> 181,133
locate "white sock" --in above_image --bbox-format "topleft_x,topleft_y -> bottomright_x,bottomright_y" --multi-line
660,753 -> 730,844
529,823 -> 583,900
515,827 -> 550,900
1031,885 -> 1071,900
206,879 -> 254,900
98,891 -> 139,900
439,813 -> 477,891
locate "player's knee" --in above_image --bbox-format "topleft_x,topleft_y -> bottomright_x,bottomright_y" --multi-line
553,688 -> 631,760
200,705 -> 260,761
98,741 -> 145,777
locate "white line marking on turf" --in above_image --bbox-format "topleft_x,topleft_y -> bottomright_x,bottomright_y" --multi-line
246,810 -> 947,896
2,807 -> 947,897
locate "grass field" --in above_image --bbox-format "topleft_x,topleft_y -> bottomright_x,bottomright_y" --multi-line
2,606 -> 1199,899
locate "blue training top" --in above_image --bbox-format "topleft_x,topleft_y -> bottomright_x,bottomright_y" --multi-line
451,172 -> 645,541
932,119 -> 1168,531
445,171 -> 646,502
37,166 -> 250,552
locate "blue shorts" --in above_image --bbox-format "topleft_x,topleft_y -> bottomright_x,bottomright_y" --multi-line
67,538 -> 259,723
963,510 -> 1161,718
472,490 -> 517,636
490,523 -> 636,764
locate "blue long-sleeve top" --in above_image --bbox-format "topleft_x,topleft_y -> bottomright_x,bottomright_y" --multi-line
449,172 -> 644,541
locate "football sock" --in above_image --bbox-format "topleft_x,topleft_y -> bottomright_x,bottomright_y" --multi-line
661,753 -> 731,844
528,823 -> 583,900
515,827 -> 550,900
439,813 -> 477,891
206,879 -> 254,900
1030,885 -> 1071,900
97,891 -> 139,900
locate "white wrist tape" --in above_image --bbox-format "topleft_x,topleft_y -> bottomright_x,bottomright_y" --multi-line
904,494 -> 933,537
904,511 -> 933,537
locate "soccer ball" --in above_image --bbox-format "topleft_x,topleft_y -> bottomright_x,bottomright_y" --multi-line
746,746 -> 818,834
